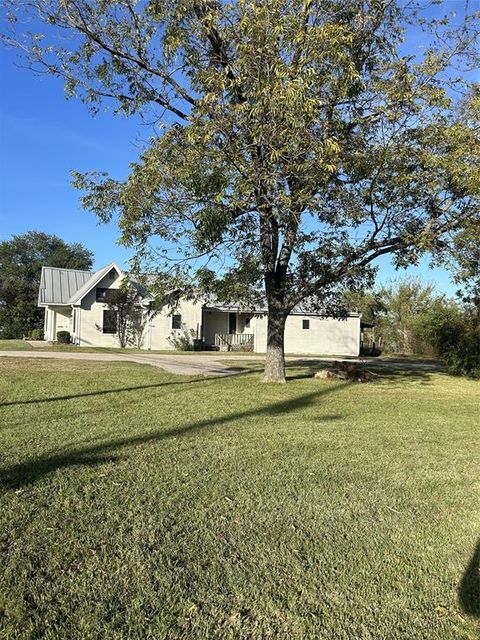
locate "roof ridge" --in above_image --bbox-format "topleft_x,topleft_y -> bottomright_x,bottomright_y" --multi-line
42,265 -> 93,274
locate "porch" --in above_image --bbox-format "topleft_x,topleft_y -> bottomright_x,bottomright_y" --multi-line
214,333 -> 254,351
201,307 -> 255,352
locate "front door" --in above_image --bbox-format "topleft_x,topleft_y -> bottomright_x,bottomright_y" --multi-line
228,312 -> 237,334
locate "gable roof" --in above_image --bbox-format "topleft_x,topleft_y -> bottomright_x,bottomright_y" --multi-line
38,266 -> 93,306
38,263 -> 360,317
38,263 -> 122,306
68,262 -> 121,304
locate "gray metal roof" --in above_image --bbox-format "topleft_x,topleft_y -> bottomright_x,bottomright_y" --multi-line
38,263 -> 122,306
38,266 -> 94,306
38,264 -> 360,318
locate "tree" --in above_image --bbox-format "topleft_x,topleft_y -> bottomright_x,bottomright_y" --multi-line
106,281 -> 146,348
0,231 -> 93,339
345,277 -> 462,356
4,1 -> 479,381
377,278 -> 440,354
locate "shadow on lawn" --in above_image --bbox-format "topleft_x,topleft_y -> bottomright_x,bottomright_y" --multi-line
0,361 -> 438,409
458,537 -> 480,618
285,360 -> 439,384
0,367 -> 264,408
1,382 -> 348,490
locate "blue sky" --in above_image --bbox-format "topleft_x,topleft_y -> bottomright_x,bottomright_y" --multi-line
0,3 -> 473,295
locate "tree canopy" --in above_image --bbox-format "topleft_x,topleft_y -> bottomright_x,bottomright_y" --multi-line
3,0 -> 479,380
0,231 -> 93,338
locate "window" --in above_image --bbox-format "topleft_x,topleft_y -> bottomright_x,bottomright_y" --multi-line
96,287 -> 114,302
245,316 -> 251,329
172,314 -> 182,329
103,310 -> 117,334
302,319 -> 310,330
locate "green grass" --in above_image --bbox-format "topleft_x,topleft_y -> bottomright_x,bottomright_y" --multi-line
0,339 -> 256,355
0,340 -> 33,350
0,358 -> 478,639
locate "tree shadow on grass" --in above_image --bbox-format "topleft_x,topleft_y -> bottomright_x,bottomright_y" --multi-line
458,537 -> 480,618
0,382 -> 350,491
285,360 -> 439,384
0,366 -> 264,408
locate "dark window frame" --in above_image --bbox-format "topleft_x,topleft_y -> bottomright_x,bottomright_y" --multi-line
96,287 -> 115,302
302,318 -> 310,330
103,309 -> 117,334
245,316 -> 251,329
172,314 -> 182,329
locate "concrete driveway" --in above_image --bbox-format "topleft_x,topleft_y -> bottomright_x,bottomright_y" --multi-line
0,350 -> 445,376
0,350 -> 250,376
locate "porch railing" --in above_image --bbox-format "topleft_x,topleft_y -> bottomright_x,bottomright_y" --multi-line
215,333 -> 254,351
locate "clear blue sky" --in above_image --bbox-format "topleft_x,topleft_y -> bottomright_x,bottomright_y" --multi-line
0,4 -> 472,295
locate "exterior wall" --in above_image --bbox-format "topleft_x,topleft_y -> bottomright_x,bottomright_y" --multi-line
148,299 -> 203,350
253,314 -> 267,353
55,307 -> 72,334
237,313 -> 254,335
77,270 -> 123,347
44,307 -> 54,341
253,314 -> 360,356
44,306 -> 72,341
203,310 -> 229,344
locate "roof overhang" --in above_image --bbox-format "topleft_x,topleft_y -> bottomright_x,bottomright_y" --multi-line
68,262 -> 123,304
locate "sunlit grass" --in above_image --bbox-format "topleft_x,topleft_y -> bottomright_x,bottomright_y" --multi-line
0,358 -> 478,639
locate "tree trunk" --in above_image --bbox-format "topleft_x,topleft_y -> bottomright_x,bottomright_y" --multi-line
263,310 -> 287,383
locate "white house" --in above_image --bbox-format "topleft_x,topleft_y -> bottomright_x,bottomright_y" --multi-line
38,262 -> 361,356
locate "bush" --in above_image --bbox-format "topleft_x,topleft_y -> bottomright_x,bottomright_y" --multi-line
167,326 -> 196,351
442,320 -> 480,379
56,331 -> 71,344
423,306 -> 480,378
29,328 -> 44,340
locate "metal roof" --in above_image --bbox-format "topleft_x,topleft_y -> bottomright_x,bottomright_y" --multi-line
38,264 -> 361,318
38,263 -> 122,306
38,266 -> 93,306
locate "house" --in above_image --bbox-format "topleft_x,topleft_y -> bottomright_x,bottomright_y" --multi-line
38,262 -> 362,356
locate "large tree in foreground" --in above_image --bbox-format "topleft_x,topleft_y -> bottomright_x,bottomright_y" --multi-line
0,232 -> 93,338
4,1 -> 479,381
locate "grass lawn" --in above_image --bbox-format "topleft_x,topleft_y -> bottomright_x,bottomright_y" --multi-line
0,340 -> 256,356
0,358 -> 478,639
0,340 -> 33,350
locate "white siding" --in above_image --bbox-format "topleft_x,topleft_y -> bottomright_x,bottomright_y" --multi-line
42,282 -> 360,355
44,306 -> 72,341
77,270 -> 123,347
148,299 -> 203,350
253,314 -> 360,356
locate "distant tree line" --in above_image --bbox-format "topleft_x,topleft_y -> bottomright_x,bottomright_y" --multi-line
345,277 -> 479,378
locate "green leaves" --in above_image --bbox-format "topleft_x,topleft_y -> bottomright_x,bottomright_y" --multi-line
0,232 -> 93,339
6,0 -> 479,317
